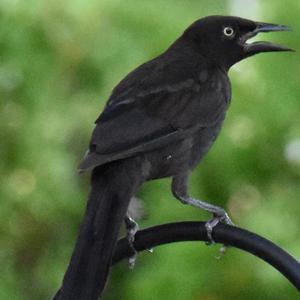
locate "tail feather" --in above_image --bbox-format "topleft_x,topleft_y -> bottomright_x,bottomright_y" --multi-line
55,159 -> 144,300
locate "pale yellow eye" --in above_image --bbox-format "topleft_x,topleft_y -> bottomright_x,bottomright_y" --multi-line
223,27 -> 234,37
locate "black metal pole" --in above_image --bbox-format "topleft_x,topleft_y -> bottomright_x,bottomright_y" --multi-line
112,222 -> 300,291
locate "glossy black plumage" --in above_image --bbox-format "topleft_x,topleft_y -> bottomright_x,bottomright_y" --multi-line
79,46 -> 231,176
55,16 -> 292,300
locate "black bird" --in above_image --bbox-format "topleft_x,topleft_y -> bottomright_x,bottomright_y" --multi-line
55,16 -> 292,300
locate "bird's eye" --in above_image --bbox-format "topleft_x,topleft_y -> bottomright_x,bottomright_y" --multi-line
223,27 -> 235,37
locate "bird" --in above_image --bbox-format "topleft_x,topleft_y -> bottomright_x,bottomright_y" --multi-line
54,15 -> 292,300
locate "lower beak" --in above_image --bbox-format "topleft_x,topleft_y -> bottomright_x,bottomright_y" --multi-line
243,22 -> 294,54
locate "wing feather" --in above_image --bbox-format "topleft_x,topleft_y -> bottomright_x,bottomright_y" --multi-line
79,57 -> 231,171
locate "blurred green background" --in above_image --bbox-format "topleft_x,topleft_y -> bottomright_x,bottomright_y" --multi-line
1,0 -> 300,299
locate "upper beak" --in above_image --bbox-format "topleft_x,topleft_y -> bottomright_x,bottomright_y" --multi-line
243,22 -> 294,54
254,22 -> 292,33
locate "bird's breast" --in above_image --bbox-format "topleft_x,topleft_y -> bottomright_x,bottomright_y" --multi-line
189,112 -> 227,169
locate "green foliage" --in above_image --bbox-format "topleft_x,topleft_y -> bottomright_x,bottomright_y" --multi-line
1,1 -> 300,299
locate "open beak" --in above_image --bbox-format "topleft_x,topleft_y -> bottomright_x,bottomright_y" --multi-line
242,22 -> 294,55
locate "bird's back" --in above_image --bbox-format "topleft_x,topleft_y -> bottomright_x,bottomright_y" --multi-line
79,38 -> 231,174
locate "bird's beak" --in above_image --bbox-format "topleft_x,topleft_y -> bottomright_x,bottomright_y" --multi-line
242,22 -> 294,55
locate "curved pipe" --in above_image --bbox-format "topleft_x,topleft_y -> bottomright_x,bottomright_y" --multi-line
113,222 -> 300,291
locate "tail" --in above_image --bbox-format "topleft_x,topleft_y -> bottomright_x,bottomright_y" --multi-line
54,159 -> 144,300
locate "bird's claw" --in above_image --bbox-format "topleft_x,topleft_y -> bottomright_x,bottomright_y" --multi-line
125,216 -> 140,269
127,236 -> 138,269
127,230 -> 154,268
128,251 -> 138,269
205,211 -> 234,245
205,217 -> 220,244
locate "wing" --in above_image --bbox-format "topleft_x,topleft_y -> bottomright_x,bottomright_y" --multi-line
79,54 -> 231,171
78,106 -> 187,171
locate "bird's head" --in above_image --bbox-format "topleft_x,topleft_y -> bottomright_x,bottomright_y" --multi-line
183,16 -> 293,70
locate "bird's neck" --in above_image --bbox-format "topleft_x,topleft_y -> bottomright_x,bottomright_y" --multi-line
172,34 -> 231,72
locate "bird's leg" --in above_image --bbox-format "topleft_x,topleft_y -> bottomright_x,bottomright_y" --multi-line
179,196 -> 234,244
172,174 -> 234,244
124,214 -> 139,269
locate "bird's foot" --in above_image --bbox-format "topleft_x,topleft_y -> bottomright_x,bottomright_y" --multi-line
128,252 -> 138,269
205,210 -> 234,244
125,215 -> 139,269
205,217 -> 220,244
171,187 -> 234,253
205,210 -> 234,256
